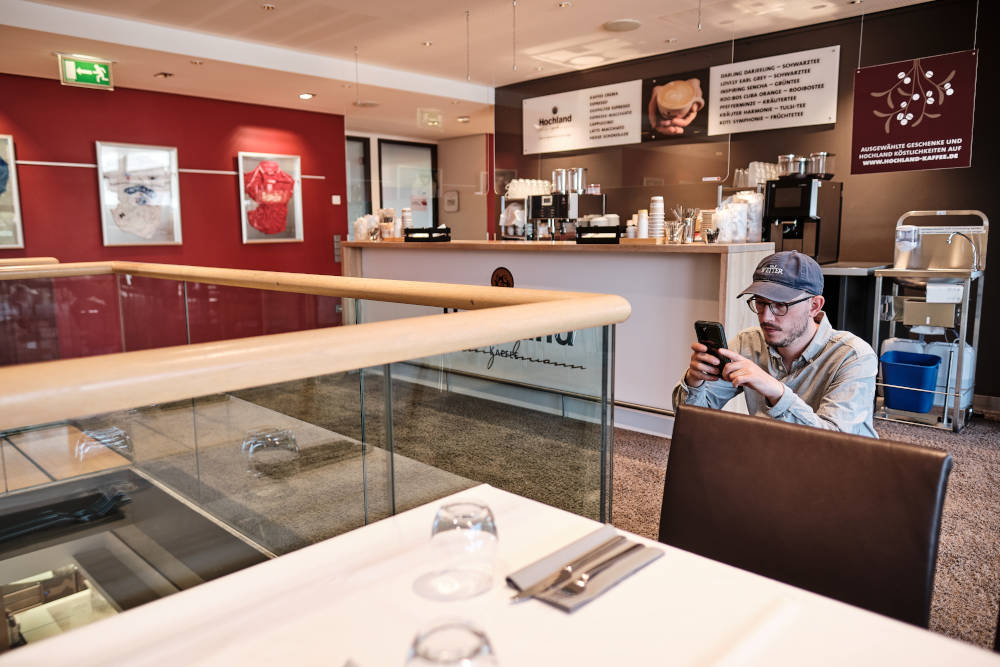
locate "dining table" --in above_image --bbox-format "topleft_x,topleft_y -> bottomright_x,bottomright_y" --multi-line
4,483 -> 998,666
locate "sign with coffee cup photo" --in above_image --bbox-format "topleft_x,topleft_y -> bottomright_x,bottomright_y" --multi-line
641,69 -> 711,143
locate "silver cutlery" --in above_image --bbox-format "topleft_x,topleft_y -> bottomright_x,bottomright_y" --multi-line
557,543 -> 645,596
511,534 -> 627,602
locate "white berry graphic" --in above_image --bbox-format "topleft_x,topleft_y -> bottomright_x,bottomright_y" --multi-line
871,58 -> 957,134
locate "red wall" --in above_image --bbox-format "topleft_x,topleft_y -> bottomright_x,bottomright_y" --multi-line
0,74 -> 346,275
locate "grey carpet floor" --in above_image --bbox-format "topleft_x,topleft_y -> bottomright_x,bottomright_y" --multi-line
612,417 -> 1000,649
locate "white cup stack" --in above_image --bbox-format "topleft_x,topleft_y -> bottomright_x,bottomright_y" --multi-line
649,196 -> 665,239
401,207 -> 413,229
637,209 -> 649,238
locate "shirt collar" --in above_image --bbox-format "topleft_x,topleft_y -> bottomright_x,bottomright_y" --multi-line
801,313 -> 833,362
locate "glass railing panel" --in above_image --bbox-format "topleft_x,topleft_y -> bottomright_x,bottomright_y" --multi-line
118,275 -> 188,350
184,283 -> 342,344
360,324 -> 614,521
0,274 -> 122,366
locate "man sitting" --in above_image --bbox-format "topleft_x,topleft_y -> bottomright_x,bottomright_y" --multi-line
673,250 -> 878,437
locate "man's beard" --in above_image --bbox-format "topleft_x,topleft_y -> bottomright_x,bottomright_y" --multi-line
761,316 -> 811,349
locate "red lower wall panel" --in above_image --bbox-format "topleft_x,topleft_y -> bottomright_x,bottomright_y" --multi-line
0,74 -> 348,354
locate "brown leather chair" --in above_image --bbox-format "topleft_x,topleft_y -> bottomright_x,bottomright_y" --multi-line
658,405 -> 952,627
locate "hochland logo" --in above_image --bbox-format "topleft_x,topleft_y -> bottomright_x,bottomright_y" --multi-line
538,105 -> 572,127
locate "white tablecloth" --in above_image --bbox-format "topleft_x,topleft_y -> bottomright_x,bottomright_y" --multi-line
4,484 -> 997,666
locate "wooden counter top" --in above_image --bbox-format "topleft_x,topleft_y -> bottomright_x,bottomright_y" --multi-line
343,240 -> 773,254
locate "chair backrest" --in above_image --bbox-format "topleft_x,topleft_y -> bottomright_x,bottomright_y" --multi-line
659,405 -> 952,627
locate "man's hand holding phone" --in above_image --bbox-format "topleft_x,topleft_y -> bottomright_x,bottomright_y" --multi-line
684,342 -> 725,387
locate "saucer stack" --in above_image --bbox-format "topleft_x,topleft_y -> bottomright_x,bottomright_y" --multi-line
649,196 -> 665,239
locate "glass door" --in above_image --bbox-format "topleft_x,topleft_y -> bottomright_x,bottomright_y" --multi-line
378,140 -> 437,229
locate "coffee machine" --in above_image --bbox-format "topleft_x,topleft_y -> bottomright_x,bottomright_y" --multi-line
763,178 -> 842,264
525,167 -> 604,240
527,192 -> 605,240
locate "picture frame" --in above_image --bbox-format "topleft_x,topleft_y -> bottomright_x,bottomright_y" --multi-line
96,141 -> 182,246
0,135 -> 25,249
238,152 -> 303,243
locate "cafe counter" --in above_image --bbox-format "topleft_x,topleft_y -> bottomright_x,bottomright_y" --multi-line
342,240 -> 773,434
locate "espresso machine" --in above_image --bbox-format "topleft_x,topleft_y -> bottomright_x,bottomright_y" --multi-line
763,177 -> 842,264
527,168 -> 605,240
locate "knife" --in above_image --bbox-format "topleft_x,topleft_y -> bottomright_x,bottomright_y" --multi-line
510,534 -> 627,602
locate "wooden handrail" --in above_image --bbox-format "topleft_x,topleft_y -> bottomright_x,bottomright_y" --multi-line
0,257 -> 60,267
0,261 -> 595,309
0,262 -> 631,431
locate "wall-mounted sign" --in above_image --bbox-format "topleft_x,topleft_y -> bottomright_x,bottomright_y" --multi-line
850,50 -> 977,175
58,54 -> 113,90
708,46 -> 839,136
522,80 -> 642,155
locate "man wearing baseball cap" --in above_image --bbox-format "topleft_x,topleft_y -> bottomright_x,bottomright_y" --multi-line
673,250 -> 878,437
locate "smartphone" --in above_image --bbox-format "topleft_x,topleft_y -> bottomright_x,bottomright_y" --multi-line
694,320 -> 728,369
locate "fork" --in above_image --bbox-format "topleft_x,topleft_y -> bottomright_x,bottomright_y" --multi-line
558,543 -> 644,596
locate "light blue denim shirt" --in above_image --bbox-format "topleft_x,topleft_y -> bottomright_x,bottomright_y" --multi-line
672,314 -> 878,437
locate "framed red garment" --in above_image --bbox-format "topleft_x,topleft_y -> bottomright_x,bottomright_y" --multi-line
237,152 -> 303,243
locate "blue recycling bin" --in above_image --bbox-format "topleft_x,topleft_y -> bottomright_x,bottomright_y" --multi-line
880,350 -> 941,413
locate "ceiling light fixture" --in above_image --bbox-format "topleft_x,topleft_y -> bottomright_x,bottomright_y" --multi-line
558,1 -> 571,7
421,41 -> 433,47
457,116 -> 471,123
190,59 -> 204,65
698,0 -> 703,31
602,19 -> 641,32
261,3 -> 275,10
298,93 -> 315,100
848,0 -> 863,4
512,0 -> 518,72
465,9 -> 471,81
665,37 -> 678,44
153,71 -> 174,78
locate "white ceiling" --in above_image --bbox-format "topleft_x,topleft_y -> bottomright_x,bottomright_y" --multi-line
1,0 -> 932,139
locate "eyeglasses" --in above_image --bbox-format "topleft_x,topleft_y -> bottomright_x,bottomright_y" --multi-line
746,295 -> 813,317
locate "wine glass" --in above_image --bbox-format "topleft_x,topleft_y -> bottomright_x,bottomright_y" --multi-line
413,501 -> 498,601
405,620 -> 498,666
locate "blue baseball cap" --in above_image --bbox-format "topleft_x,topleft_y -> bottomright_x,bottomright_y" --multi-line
738,251 -> 824,302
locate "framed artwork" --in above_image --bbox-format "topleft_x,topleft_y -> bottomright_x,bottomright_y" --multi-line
238,152 -> 303,243
0,135 -> 25,249
96,141 -> 182,246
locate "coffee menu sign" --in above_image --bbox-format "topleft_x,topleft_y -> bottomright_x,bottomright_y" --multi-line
850,50 -> 977,174
522,80 -> 642,155
707,46 -> 840,136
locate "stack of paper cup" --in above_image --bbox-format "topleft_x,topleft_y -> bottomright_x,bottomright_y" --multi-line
637,209 -> 649,238
649,196 -> 665,239
401,207 -> 414,229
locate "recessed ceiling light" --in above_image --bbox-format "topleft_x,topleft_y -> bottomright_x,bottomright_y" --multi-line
557,1 -> 572,7
665,38 -> 678,44
298,92 -> 315,100
426,119 -> 440,126
848,0 -> 863,4
602,19 -> 641,32
261,3 -> 276,10
457,116 -> 471,123
190,59 -> 204,65
153,71 -> 174,78
421,41 -> 433,47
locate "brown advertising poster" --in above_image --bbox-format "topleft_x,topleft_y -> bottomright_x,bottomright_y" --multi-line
851,50 -> 977,175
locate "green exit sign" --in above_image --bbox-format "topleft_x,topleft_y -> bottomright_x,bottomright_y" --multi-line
57,54 -> 114,90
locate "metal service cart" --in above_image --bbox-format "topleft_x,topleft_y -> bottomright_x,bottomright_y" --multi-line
870,210 -> 987,432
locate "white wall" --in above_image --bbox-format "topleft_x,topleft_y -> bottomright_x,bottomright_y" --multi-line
436,134 -> 489,240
